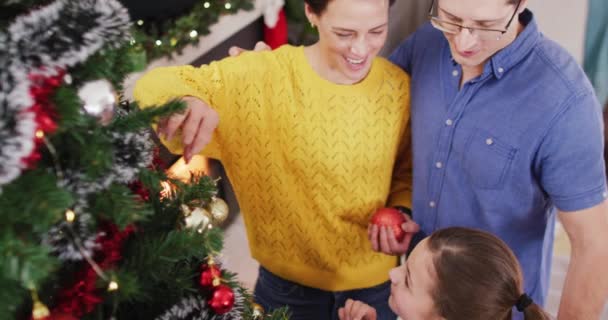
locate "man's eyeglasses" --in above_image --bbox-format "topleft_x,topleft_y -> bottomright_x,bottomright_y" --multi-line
428,0 -> 522,41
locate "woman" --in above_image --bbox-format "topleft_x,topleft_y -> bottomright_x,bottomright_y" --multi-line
134,0 -> 413,318
339,227 -> 551,320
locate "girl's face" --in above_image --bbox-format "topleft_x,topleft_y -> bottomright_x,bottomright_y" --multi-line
388,239 -> 445,320
306,0 -> 389,84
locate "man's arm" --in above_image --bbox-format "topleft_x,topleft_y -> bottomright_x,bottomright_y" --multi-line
557,200 -> 608,319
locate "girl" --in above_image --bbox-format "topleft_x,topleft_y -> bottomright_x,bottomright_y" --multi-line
339,227 -> 551,320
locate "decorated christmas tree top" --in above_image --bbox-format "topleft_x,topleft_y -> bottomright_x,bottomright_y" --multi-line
0,0 -> 288,319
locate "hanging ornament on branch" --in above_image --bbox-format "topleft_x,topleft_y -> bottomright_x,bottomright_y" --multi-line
181,204 -> 212,233
30,289 -> 50,320
208,284 -> 235,315
207,196 -> 229,225
77,79 -> 116,125
196,256 -> 235,315
251,302 -> 265,320
199,256 -> 223,288
180,196 -> 229,232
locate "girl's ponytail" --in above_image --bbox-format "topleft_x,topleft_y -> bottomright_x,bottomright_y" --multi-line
516,294 -> 552,320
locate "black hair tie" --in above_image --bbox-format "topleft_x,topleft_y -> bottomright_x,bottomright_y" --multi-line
515,293 -> 533,312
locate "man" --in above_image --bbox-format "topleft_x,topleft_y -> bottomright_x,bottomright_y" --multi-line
370,0 -> 608,319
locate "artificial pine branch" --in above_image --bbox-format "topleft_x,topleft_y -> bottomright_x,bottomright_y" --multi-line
89,184 -> 152,229
0,233 -> 59,289
170,174 -> 219,207
71,45 -> 144,92
3,1 -> 291,318
52,86 -> 87,128
0,170 -> 73,231
59,127 -> 115,179
0,276 -> 27,320
108,100 -> 186,133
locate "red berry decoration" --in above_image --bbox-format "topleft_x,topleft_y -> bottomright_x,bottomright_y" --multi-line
208,285 -> 235,315
370,207 -> 407,241
199,264 -> 221,288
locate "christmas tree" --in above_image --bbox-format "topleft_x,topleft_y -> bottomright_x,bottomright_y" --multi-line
0,0 -> 288,319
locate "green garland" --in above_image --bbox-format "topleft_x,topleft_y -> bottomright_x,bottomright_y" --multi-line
130,0 -> 255,62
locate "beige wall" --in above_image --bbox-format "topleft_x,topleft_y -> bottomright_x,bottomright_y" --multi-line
528,0 -> 588,64
381,0 -> 432,56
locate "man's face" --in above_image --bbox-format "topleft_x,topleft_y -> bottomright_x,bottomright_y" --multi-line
436,0 -> 524,71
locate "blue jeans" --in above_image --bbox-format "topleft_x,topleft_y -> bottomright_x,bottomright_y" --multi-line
254,267 -> 397,320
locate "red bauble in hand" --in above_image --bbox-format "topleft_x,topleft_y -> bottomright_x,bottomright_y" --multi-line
199,264 -> 222,288
370,208 -> 407,241
208,285 -> 235,315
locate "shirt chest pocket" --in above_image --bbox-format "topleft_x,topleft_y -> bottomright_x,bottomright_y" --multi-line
462,129 -> 518,190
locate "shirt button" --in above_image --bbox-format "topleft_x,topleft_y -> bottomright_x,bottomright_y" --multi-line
445,119 -> 453,126
486,138 -> 494,145
429,201 -> 436,208
435,162 -> 443,169
498,67 -> 505,73
452,70 -> 459,77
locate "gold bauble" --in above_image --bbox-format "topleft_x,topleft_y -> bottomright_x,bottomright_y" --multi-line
251,302 -> 264,319
32,300 -> 50,319
208,197 -> 229,224
183,205 -> 212,231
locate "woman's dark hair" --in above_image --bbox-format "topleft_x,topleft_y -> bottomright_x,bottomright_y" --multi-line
427,227 -> 551,320
305,0 -> 395,16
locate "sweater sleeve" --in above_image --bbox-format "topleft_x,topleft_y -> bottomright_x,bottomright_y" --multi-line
133,51 -> 273,160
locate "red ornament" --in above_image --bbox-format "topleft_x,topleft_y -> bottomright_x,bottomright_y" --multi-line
151,147 -> 168,170
208,285 -> 235,315
48,313 -> 78,320
199,264 -> 222,288
128,180 -> 150,201
36,112 -> 58,133
370,208 -> 407,242
22,150 -> 42,168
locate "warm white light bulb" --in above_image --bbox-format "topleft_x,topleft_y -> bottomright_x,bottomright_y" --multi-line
65,209 -> 76,222
108,281 -> 119,291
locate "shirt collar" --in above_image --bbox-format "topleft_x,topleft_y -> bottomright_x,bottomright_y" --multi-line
488,9 -> 539,79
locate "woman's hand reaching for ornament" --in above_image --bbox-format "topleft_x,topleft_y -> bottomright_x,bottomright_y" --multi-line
157,96 -> 219,163
338,299 -> 377,320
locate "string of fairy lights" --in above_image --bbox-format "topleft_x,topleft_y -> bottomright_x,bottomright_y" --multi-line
129,0 -> 254,61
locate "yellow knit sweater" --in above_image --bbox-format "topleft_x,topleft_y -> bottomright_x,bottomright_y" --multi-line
134,45 -> 412,291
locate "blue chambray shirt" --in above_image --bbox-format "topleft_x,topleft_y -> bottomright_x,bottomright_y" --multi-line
390,10 -> 606,306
